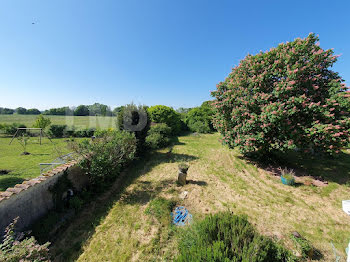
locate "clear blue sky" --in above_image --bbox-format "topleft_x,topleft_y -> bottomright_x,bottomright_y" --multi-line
1,0 -> 349,110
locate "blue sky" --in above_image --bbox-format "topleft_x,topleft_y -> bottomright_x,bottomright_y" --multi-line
0,0 -> 349,110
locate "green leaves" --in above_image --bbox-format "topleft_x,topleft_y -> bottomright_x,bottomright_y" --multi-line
212,33 -> 350,156
176,212 -> 296,262
148,105 -> 182,135
75,130 -> 137,191
33,114 -> 51,129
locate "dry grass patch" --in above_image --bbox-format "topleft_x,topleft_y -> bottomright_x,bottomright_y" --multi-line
50,133 -> 350,261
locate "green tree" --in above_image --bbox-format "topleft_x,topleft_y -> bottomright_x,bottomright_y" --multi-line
73,130 -> 137,191
33,114 -> 51,129
147,105 -> 182,135
113,106 -> 124,116
0,108 -> 14,114
26,108 -> 41,115
88,103 -> 112,116
15,107 -> 27,114
117,104 -> 150,154
145,123 -> 172,149
43,106 -> 73,115
74,105 -> 90,116
211,33 -> 350,157
185,101 -> 215,133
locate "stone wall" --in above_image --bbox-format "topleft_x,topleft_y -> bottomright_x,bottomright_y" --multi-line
0,160 -> 88,236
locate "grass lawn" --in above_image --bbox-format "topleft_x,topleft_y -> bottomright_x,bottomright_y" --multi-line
0,114 -> 117,129
0,136 -> 72,191
47,133 -> 350,261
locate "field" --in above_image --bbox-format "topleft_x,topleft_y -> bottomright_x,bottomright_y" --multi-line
46,133 -> 350,261
0,114 -> 115,190
0,136 -> 72,191
0,114 -> 117,129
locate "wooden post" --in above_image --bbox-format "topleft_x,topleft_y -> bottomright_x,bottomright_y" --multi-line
40,129 -> 42,145
9,129 -> 19,145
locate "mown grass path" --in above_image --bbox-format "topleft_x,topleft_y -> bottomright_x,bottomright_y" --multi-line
50,133 -> 350,261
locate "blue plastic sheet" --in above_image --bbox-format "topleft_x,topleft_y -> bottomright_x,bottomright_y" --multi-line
171,206 -> 192,226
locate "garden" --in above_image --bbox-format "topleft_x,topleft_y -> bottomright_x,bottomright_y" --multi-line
1,33 -> 350,261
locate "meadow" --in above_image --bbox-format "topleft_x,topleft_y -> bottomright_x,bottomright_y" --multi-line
45,133 -> 350,261
0,136 -> 72,191
0,114 -> 116,191
0,114 -> 117,129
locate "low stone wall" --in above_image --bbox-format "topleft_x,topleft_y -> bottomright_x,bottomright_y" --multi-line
0,160 -> 88,236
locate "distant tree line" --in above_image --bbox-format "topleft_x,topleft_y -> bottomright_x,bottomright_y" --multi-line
0,103 -> 120,116
0,107 -> 41,115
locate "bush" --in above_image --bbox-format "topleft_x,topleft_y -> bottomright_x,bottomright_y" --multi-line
73,130 -> 137,191
63,126 -> 76,137
146,123 -> 172,149
148,105 -> 182,135
33,115 -> 51,129
0,217 -> 50,262
176,212 -> 296,262
72,128 -> 96,138
2,123 -> 26,135
184,101 -> 215,133
69,196 -> 84,211
290,234 -> 314,260
47,125 -> 67,138
211,33 -> 350,157
117,104 -> 150,154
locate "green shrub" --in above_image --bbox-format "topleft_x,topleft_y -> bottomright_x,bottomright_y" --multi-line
73,128 -> 96,138
290,234 -> 314,260
84,128 -> 96,137
64,126 -> 76,137
117,103 -> 150,154
0,217 -> 50,262
189,121 -> 210,134
74,130 -> 137,191
146,123 -> 172,149
148,105 -> 182,135
146,133 -> 170,150
33,114 -> 51,129
148,123 -> 172,137
185,102 -> 215,133
2,123 -> 26,135
176,212 -> 296,262
69,196 -> 84,211
211,33 -> 350,157
47,124 -> 67,138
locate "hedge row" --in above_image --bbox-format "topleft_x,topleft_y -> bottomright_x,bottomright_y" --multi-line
0,123 -> 96,138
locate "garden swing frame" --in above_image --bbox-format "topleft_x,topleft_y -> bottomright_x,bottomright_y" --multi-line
9,128 -> 53,145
